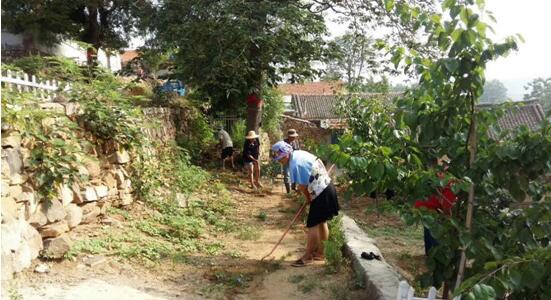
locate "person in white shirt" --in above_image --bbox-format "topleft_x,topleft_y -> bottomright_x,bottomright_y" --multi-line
217,125 -> 234,169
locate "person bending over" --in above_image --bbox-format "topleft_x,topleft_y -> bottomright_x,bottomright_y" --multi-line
272,141 -> 340,267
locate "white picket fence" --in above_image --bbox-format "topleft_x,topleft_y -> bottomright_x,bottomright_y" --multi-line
396,281 -> 460,300
1,70 -> 71,100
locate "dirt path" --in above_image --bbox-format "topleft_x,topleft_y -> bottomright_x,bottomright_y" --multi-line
4,172 -> 363,300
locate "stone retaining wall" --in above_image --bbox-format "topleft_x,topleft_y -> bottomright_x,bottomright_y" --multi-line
341,214 -> 401,300
1,102 -> 186,280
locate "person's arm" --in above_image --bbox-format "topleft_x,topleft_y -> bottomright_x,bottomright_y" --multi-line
297,184 -> 312,204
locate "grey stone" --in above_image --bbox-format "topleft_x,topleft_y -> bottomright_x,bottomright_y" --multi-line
114,170 -> 125,188
84,158 -> 101,179
39,102 -> 64,113
103,173 -> 117,189
78,165 -> 90,178
4,148 -> 22,175
97,200 -> 111,215
1,180 -> 9,196
176,193 -> 188,208
83,255 -> 107,267
83,187 -> 98,202
1,196 -> 18,220
81,203 -> 100,224
101,216 -> 122,227
94,185 -> 109,198
46,199 -> 66,223
22,222 -> 43,258
72,184 -> 84,204
10,173 -> 27,185
60,184 -> 73,206
39,220 -> 69,238
1,220 -> 23,253
64,102 -> 82,116
1,132 -> 21,149
8,185 -> 23,201
65,204 -> 82,228
34,263 -> 50,273
13,243 -> 32,272
118,191 -> 133,206
342,215 -> 401,300
42,235 -> 72,259
108,150 -> 130,164
1,252 -> 14,281
28,204 -> 48,227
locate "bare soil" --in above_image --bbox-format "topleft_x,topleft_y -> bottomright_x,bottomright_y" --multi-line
5,171 -> 366,300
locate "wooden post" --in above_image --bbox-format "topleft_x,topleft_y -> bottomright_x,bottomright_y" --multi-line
23,73 -> 29,93
455,92 -> 478,291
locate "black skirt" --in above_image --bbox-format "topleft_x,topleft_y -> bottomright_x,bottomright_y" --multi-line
306,183 -> 340,228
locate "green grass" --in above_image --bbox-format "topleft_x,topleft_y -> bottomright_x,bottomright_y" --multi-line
256,211 -> 268,221
236,226 -> 261,241
325,216 -> 345,273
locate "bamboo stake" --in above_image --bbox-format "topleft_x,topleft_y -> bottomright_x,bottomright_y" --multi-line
455,92 -> 478,291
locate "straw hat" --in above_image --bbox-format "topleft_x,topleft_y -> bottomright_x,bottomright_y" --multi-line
287,129 -> 299,137
245,130 -> 259,139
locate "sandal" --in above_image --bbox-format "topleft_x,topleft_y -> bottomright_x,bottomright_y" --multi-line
291,258 -> 313,267
361,251 -> 381,261
313,255 -> 325,261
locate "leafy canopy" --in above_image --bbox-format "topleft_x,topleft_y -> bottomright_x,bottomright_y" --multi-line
150,0 -> 334,113
524,77 -> 551,112
323,0 -> 550,298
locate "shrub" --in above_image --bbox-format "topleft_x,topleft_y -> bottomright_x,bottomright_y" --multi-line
231,120 -> 247,150
262,87 -> 285,139
325,216 -> 345,273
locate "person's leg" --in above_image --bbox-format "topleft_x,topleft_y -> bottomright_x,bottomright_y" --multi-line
314,222 -> 329,258
230,154 -> 235,169
283,165 -> 291,193
247,163 -> 254,188
303,225 -> 320,261
254,161 -> 262,187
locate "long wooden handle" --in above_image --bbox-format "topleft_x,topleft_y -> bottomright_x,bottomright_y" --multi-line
260,202 -> 307,261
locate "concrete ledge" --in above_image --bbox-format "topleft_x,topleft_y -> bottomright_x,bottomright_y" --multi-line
342,214 -> 401,300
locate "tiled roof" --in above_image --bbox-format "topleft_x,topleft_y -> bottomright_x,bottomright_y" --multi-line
292,93 -> 401,120
121,50 -> 139,65
292,94 -> 342,120
481,101 -> 546,138
278,81 -> 343,95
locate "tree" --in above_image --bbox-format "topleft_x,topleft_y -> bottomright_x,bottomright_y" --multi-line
524,77 -> 551,112
2,0 -> 152,51
324,0 -> 550,298
151,0 -> 335,132
328,32 -> 380,86
480,79 -> 508,104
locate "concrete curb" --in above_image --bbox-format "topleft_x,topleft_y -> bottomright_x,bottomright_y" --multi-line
341,214 -> 401,300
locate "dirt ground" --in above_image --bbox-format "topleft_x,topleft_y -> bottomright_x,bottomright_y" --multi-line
3,171 -> 366,300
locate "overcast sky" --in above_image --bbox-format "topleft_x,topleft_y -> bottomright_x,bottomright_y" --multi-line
326,0 -> 551,100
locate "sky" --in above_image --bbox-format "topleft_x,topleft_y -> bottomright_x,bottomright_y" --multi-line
325,0 -> 551,100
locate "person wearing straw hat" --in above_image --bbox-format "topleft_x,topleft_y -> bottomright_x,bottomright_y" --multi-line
243,130 -> 262,189
271,141 -> 340,267
283,129 -> 300,193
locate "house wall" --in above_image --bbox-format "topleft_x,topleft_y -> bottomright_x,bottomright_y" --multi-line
282,116 -> 333,151
1,32 -> 122,72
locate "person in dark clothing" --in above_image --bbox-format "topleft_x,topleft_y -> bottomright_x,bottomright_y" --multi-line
243,131 -> 262,189
283,129 -> 300,193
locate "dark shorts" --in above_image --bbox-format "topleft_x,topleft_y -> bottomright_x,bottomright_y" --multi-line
221,147 -> 234,159
306,183 -> 340,228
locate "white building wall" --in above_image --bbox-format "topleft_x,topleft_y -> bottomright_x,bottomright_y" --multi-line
1,32 -> 122,72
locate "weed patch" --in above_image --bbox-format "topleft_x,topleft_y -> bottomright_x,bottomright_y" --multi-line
236,226 -> 261,241
325,216 -> 345,273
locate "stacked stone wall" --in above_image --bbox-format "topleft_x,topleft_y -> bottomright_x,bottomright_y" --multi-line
1,102 -> 186,280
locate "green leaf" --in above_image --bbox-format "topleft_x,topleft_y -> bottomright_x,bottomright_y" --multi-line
372,162 -> 385,180
384,0 -> 395,12
444,58 -> 459,73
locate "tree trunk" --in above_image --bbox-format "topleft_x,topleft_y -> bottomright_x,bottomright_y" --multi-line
245,1 -> 266,133
85,5 -> 101,49
454,93 -> 478,291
